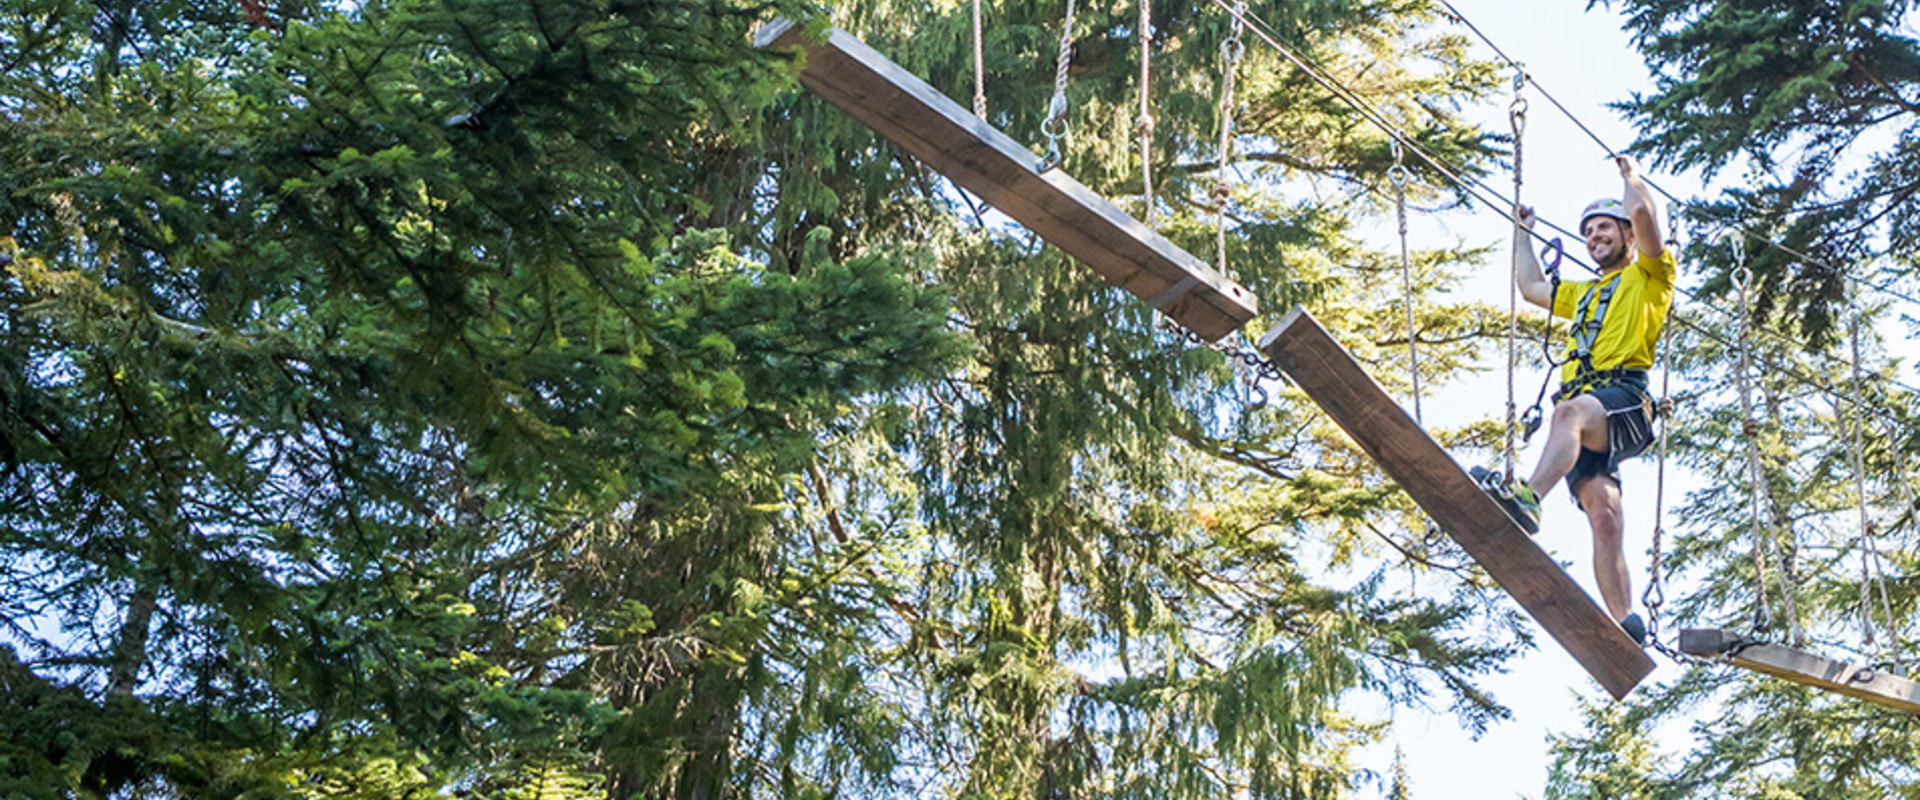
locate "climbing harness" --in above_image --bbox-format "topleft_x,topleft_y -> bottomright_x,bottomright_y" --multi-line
1038,0 -> 1078,172
1391,138 -> 1422,422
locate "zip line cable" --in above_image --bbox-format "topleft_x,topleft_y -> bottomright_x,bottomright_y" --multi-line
1433,0 -> 1920,313
1211,0 -> 1920,413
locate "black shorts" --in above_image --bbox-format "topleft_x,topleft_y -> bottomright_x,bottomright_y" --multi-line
1564,383 -> 1657,505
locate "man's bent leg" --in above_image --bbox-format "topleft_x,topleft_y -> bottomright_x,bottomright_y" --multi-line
1578,475 -> 1631,621
1529,395 -> 1610,500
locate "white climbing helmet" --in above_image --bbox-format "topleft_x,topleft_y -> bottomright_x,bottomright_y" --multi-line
1580,197 -> 1630,230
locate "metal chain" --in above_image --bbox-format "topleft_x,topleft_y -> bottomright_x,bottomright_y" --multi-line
1137,0 -> 1155,223
1503,67 -> 1527,477
1731,251 -> 1777,634
1214,3 -> 1246,279
972,0 -> 986,119
1160,319 -> 1285,408
1038,0 -> 1077,172
1390,138 -> 1422,423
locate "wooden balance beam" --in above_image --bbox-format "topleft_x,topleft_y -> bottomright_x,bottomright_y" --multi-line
756,19 -> 1258,342
1679,628 -> 1920,714
1259,306 -> 1654,700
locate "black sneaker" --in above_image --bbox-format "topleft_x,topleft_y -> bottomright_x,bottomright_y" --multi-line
1468,466 -> 1541,535
1620,613 -> 1648,647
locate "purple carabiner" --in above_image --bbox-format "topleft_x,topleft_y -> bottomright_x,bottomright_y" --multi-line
1540,236 -> 1564,275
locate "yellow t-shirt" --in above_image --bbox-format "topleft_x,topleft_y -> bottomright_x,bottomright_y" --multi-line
1553,249 -> 1677,385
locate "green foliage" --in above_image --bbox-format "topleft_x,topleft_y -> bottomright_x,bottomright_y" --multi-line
1,0 -> 1534,798
1604,0 -> 1920,339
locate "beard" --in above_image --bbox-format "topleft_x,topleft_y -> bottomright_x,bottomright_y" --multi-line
1595,246 -> 1631,271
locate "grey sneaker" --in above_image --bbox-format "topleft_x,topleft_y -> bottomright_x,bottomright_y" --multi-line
1469,466 -> 1541,535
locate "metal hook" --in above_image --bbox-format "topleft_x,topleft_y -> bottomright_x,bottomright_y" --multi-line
1540,236 -> 1564,274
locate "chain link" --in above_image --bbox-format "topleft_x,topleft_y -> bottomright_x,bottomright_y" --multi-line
1160,319 -> 1285,408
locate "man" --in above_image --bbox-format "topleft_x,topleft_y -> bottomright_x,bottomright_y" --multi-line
1486,154 -> 1675,645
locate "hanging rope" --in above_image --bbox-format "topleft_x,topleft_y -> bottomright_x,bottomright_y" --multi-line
1643,293 -> 1679,647
1846,283 -> 1907,668
1731,248 -> 1778,634
1391,138 -> 1422,423
1038,0 -> 1077,172
1503,67 -> 1527,477
971,0 -> 986,119
1137,0 -> 1155,223
1873,408 -> 1912,668
1214,2 -> 1245,277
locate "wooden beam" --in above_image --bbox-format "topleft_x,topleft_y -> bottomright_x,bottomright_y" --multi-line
1259,306 -> 1654,700
756,19 -> 1257,342
1679,628 -> 1920,714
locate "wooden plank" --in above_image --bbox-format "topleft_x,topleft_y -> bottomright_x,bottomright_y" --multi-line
1680,628 -> 1920,714
1259,306 -> 1654,700
756,19 -> 1257,341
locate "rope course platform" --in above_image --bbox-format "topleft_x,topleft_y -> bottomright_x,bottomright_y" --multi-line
1679,628 -> 1920,714
756,19 -> 1258,341
1259,306 -> 1654,700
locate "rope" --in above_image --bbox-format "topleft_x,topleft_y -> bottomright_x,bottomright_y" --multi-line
1391,139 -> 1422,423
1643,292 -> 1679,648
1873,409 -> 1912,668
1038,0 -> 1077,172
1214,3 -> 1245,278
1503,68 -> 1526,477
1732,254 -> 1778,634
1847,284 -> 1908,668
971,0 -> 986,119
1845,284 -> 1880,660
1137,0 -> 1154,223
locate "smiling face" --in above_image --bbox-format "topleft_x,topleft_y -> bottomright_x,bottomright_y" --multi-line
1582,215 -> 1633,272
